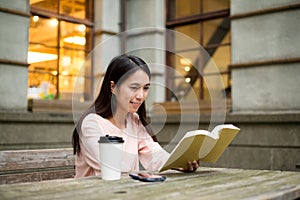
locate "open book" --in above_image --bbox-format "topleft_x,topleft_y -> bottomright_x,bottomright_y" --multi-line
159,124 -> 240,172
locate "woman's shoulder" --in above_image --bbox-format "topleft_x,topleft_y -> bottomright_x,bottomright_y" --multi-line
81,113 -> 108,132
82,113 -> 106,125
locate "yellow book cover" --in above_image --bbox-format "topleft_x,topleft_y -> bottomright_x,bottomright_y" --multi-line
159,124 -> 240,172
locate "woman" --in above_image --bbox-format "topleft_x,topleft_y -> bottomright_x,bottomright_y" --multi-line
72,54 -> 199,178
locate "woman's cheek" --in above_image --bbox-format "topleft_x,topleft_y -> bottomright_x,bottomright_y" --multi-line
144,91 -> 149,99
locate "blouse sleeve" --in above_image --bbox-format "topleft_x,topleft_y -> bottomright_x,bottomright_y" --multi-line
80,114 -> 105,175
137,124 -> 170,171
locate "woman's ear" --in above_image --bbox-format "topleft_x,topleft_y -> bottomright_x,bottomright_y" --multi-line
110,81 -> 116,94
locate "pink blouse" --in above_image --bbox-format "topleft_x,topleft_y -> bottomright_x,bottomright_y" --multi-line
75,113 -> 169,178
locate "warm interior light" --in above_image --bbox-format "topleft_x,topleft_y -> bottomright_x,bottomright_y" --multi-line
49,18 -> 58,26
52,71 -> 58,75
77,24 -> 86,32
61,71 -> 69,76
185,77 -> 191,83
32,15 -> 39,22
184,66 -> 191,72
28,51 -> 58,64
63,36 -> 86,45
62,56 -> 71,67
180,58 -> 192,66
30,0 -> 44,4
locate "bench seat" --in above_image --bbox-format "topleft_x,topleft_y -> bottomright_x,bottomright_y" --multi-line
0,148 -> 75,184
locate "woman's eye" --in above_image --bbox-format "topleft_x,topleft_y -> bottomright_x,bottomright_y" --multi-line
130,87 -> 138,90
129,85 -> 149,91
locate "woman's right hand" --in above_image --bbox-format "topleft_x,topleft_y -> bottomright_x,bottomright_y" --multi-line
172,160 -> 200,173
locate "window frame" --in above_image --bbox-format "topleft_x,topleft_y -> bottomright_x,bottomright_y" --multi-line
165,0 -> 231,101
28,0 -> 94,101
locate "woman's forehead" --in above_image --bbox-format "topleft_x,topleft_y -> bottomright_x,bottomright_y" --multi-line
124,69 -> 150,85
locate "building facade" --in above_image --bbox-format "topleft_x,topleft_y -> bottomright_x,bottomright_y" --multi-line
0,0 -> 299,171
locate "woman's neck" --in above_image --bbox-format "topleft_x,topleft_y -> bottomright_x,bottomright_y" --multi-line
109,112 -> 127,130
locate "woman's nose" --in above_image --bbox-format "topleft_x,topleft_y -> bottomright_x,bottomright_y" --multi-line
135,88 -> 144,99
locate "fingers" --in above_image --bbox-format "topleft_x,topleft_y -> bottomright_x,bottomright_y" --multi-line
185,161 -> 198,172
171,160 -> 201,173
171,167 -> 187,173
192,160 -> 200,169
187,161 -> 194,172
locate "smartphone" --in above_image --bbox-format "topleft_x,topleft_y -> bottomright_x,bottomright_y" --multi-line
129,173 -> 166,182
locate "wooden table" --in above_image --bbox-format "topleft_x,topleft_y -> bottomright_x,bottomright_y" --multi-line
0,167 -> 300,200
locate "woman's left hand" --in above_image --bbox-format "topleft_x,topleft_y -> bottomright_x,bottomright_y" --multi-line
173,160 -> 200,173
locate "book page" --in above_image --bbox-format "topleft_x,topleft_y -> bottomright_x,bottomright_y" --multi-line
198,136 -> 217,158
210,124 -> 238,139
159,124 -> 240,172
159,130 -> 214,172
201,126 -> 240,163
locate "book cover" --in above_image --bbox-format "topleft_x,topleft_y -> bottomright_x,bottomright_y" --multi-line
159,124 -> 240,172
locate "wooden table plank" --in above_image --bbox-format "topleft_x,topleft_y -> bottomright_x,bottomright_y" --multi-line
0,167 -> 299,200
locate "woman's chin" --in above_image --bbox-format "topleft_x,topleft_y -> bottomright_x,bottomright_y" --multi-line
128,107 -> 140,113
129,109 -> 138,113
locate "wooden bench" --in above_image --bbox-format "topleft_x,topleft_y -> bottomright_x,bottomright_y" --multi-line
0,148 -> 75,184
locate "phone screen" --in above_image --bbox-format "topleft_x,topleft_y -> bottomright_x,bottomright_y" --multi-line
129,173 -> 166,182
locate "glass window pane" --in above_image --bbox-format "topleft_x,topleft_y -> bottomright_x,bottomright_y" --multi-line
174,24 -> 200,51
59,49 -> 86,76
28,45 -> 58,100
203,0 -> 229,13
28,71 -> 58,99
28,45 -> 58,71
60,0 -> 86,19
173,0 -> 201,19
203,18 -> 230,47
208,45 -> 230,73
28,45 -> 58,85
29,0 -> 93,101
59,76 -> 91,100
59,75 -> 74,99
30,0 -> 58,13
28,15 -> 59,99
60,21 -> 87,51
58,53 -> 92,100
167,0 -> 231,102
168,51 -> 203,101
29,16 -> 58,47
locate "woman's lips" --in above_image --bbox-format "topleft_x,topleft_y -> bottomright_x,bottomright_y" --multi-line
130,101 -> 141,109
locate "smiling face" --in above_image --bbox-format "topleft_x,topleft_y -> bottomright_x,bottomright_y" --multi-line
111,69 -> 150,115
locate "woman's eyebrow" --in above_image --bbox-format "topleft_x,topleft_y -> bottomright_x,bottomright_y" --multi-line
130,83 -> 150,87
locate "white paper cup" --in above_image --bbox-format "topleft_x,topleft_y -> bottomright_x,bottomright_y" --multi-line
98,135 -> 124,180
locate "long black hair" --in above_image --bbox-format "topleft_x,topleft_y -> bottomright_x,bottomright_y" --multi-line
72,54 -> 157,155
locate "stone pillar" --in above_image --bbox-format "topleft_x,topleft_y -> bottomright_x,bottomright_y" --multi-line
230,0 -> 300,112
0,0 -> 30,111
126,0 -> 166,106
93,0 -> 121,97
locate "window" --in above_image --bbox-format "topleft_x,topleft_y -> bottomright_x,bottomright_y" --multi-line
28,0 -> 93,101
166,0 -> 231,101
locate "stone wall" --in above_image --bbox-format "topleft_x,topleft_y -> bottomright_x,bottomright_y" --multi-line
230,0 -> 300,112
152,112 -> 300,171
0,112 -> 74,150
0,0 -> 30,111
